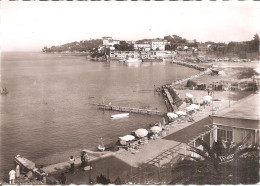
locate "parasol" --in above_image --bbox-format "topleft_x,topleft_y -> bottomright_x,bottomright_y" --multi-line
150,126 -> 162,133
135,128 -> 148,138
167,112 -> 178,118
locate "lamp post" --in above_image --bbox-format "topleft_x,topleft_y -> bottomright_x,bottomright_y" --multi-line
228,79 -> 231,108
212,82 -> 214,117
89,163 -> 92,184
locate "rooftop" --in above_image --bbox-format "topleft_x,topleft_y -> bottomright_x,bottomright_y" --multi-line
214,93 -> 259,120
213,93 -> 260,130
163,117 -> 212,143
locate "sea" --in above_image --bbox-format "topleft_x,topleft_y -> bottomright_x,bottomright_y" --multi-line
0,52 -> 198,179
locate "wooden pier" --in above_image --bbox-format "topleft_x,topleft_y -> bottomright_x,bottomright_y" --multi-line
163,88 -> 175,111
97,104 -> 166,116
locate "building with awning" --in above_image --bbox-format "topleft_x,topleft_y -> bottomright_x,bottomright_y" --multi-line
211,94 -> 260,145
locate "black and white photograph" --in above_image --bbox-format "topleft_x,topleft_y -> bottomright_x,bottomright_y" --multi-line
0,1 -> 259,185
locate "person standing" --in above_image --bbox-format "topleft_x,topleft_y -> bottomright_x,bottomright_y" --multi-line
81,152 -> 86,168
69,156 -> 75,174
9,168 -> 16,184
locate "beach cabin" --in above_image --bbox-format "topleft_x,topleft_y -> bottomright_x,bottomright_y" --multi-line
210,94 -> 260,146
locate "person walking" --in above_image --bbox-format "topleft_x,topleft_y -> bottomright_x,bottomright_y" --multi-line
9,168 -> 16,184
69,156 -> 75,174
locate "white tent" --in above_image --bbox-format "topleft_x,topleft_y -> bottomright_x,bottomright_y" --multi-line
218,71 -> 226,77
176,111 -> 187,116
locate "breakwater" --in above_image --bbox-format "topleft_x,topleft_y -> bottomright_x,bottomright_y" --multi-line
164,61 -> 211,87
157,60 -> 212,111
170,60 -> 207,71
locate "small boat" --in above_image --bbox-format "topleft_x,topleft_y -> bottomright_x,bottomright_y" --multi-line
1,88 -> 8,95
125,58 -> 142,63
98,138 -> 105,152
111,113 -> 129,118
98,145 -> 105,152
119,59 -> 126,62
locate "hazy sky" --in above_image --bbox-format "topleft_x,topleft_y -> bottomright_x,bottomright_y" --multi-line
1,1 -> 260,51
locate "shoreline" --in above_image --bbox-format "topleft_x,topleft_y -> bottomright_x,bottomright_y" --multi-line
42,60 -> 249,171
3,59 -> 258,184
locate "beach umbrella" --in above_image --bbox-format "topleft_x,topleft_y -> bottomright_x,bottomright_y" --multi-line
150,126 -> 162,133
202,95 -> 212,102
135,128 -> 148,138
119,135 -> 135,142
176,111 -> 187,116
167,112 -> 178,119
185,106 -> 194,111
190,104 -> 200,110
205,95 -> 212,100
184,46 -> 188,50
185,93 -> 193,98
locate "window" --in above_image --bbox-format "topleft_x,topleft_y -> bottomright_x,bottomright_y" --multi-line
217,128 -> 233,142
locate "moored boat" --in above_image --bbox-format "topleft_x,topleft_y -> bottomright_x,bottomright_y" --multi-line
111,113 -> 129,118
125,58 -> 142,63
1,87 -> 8,95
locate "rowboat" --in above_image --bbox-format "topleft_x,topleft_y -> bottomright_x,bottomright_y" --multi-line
111,113 -> 129,118
1,88 -> 8,95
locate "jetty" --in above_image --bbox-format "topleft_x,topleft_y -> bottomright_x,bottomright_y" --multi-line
97,104 -> 166,116
162,88 -> 175,111
171,60 -> 207,71
157,61 -> 211,89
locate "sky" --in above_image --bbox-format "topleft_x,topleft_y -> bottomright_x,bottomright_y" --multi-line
1,1 -> 260,51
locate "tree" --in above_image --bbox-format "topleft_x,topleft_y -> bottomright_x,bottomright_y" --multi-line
171,138 -> 258,184
251,33 -> 259,52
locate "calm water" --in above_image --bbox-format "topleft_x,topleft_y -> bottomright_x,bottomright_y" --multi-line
0,52 -> 198,178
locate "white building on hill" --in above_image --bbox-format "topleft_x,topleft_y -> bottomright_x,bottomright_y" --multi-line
102,37 -> 120,46
134,42 -> 151,51
151,40 -> 169,51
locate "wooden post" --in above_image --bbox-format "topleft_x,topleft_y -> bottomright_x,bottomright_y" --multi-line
43,176 -> 47,184
89,163 -> 92,184
107,168 -> 109,180
15,164 -> 20,178
158,160 -> 161,182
